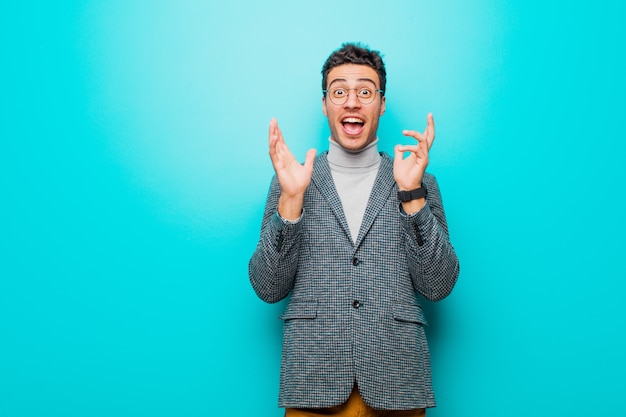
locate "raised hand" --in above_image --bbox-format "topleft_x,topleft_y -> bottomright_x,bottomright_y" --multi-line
393,113 -> 435,213
268,118 -> 317,220
393,113 -> 435,191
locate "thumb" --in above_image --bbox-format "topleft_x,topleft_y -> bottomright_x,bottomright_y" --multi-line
393,144 -> 405,162
303,148 -> 317,170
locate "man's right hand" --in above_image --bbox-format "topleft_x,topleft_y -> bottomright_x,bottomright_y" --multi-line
268,118 -> 317,220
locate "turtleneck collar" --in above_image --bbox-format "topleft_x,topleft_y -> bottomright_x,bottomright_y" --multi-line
327,137 -> 381,169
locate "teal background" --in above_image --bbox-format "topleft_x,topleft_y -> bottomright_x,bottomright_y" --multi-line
1,1 -> 624,416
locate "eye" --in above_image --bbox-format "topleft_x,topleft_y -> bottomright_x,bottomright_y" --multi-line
358,88 -> 373,98
332,88 -> 347,98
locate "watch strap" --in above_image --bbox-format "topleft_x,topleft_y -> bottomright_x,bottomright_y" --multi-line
397,186 -> 426,202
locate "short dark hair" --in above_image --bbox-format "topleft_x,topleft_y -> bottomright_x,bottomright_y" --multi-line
321,42 -> 386,97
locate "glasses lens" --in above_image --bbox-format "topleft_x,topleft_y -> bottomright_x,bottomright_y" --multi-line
330,88 -> 347,105
327,88 -> 379,105
357,88 -> 375,104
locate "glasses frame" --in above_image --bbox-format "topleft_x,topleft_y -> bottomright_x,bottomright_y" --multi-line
322,87 -> 384,105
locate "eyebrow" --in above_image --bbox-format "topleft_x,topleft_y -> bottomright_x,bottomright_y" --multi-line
327,78 -> 377,88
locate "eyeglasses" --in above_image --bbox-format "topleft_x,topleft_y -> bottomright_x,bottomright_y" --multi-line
323,87 -> 384,105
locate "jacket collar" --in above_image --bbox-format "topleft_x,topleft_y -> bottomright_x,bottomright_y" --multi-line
312,152 -> 395,249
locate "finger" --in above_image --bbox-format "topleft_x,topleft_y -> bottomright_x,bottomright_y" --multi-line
394,144 -> 405,161
269,120 -> 285,161
269,118 -> 286,143
269,118 -> 277,140
424,113 -> 433,138
269,118 -> 280,151
417,139 -> 429,159
402,129 -> 425,142
402,130 -> 428,155
270,119 -> 291,156
425,113 -> 435,149
396,144 -> 420,154
398,138 -> 429,160
303,148 -> 317,171
276,121 -> 285,144
269,120 -> 291,166
404,143 -> 428,159
269,120 -> 278,157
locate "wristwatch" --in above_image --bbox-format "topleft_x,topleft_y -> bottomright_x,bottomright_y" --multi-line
397,186 -> 426,202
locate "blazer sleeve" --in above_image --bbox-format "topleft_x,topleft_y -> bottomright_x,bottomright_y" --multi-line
248,175 -> 303,303
400,173 -> 460,301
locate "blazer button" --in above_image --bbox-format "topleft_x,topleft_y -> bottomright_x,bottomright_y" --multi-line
352,300 -> 361,309
352,257 -> 360,266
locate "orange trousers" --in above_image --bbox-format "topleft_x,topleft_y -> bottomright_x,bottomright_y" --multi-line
284,386 -> 426,417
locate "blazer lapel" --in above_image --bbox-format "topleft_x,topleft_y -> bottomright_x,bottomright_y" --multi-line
354,153 -> 395,248
311,153 -> 353,243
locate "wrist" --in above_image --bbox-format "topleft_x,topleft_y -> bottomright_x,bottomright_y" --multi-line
401,198 -> 426,215
397,185 -> 426,202
278,193 -> 304,221
398,185 -> 426,215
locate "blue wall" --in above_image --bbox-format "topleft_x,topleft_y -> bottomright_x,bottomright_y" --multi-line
1,1 -> 624,416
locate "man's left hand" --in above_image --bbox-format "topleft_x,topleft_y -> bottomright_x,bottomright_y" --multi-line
393,113 -> 435,190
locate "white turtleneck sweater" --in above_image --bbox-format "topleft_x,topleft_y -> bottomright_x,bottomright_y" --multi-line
327,138 -> 382,243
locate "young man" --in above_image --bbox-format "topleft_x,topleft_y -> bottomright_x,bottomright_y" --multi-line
249,43 -> 459,417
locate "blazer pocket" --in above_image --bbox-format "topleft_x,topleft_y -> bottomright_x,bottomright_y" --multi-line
279,299 -> 318,321
392,303 -> 428,326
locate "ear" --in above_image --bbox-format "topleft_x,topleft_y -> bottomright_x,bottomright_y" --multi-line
322,96 -> 328,116
379,95 -> 386,116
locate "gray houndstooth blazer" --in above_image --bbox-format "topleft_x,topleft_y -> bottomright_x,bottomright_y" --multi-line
249,151 -> 459,410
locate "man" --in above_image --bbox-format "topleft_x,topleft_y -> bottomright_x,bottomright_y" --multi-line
249,43 -> 459,416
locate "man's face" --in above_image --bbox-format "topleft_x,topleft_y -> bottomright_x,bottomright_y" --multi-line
322,64 -> 386,152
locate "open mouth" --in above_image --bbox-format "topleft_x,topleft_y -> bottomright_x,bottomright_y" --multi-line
341,116 -> 365,136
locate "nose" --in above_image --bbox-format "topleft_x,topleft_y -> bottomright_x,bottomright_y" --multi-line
343,90 -> 362,108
